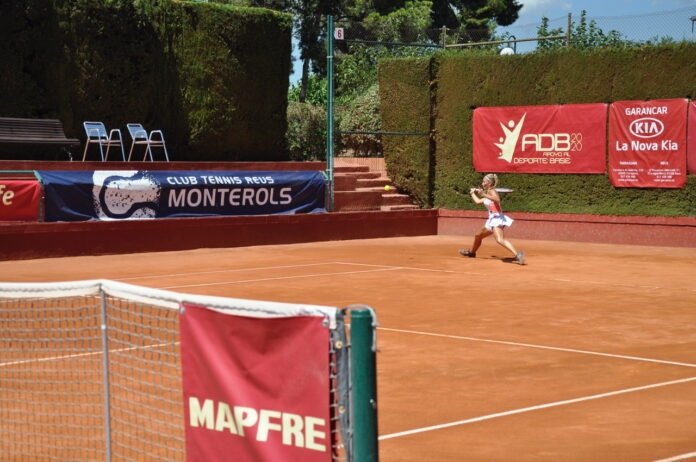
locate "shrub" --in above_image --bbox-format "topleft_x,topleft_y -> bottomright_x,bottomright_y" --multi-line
286,101 -> 326,161
338,83 -> 381,156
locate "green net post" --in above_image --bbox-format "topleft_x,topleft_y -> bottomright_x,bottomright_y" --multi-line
351,308 -> 378,461
325,15 -> 335,211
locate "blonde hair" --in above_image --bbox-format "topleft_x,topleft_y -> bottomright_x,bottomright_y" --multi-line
483,173 -> 498,188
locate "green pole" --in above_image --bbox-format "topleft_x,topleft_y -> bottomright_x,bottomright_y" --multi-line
326,15 -> 335,212
351,308 -> 378,462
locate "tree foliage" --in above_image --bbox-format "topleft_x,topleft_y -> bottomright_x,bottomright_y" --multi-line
536,10 -> 634,51
430,0 -> 521,37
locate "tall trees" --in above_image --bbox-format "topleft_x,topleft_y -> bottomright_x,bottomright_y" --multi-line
290,0 -> 341,102
290,0 -> 521,101
431,0 -> 521,36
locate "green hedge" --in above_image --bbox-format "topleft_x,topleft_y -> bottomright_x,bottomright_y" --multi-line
379,44 -> 696,216
378,58 -> 432,207
0,0 -> 291,161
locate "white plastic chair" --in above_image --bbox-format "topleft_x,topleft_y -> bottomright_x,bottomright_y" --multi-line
82,121 -> 125,161
126,123 -> 170,161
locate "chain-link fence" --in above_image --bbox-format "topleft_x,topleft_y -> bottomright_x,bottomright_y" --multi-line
327,5 -> 696,158
497,5 -> 696,53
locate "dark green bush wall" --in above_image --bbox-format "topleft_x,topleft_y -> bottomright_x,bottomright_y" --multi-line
0,0 -> 291,161
379,58 -> 432,207
379,45 -> 696,216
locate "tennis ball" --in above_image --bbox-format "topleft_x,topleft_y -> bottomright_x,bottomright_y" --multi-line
384,185 -> 391,191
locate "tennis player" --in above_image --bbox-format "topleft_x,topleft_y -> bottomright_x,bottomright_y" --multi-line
459,173 -> 525,265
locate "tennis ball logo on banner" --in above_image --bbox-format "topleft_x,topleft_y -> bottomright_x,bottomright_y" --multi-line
93,171 -> 161,220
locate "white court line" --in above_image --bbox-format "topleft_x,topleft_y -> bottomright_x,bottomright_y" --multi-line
0,342 -> 178,368
379,375 -> 696,441
114,261 -> 460,283
114,262 -> 340,281
379,327 -> 696,369
654,452 -> 696,462
107,260 -> 691,293
158,268 -> 402,290
332,262 -> 460,274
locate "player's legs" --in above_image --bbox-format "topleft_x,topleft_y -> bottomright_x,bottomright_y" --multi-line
492,227 -> 525,264
492,226 -> 517,256
460,227 -> 492,257
472,227 -> 492,253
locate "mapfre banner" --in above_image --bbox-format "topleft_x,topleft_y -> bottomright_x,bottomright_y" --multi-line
473,104 -> 607,173
609,99 -> 687,188
0,180 -> 41,221
180,304 -> 332,462
688,101 -> 696,174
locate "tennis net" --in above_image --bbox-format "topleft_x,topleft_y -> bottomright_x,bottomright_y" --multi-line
0,280 -> 376,461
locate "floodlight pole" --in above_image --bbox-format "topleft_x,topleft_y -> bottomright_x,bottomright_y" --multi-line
691,16 -> 696,41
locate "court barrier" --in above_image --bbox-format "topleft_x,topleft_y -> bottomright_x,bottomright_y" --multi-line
0,280 -> 378,462
439,209 -> 696,248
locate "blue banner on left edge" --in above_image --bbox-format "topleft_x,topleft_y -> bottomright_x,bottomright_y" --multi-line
39,171 -> 326,222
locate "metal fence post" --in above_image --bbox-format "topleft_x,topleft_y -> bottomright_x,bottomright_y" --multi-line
326,15 -> 335,212
566,13 -> 572,47
99,289 -> 113,462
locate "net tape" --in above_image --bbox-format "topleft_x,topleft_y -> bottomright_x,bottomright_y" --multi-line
0,279 -> 339,326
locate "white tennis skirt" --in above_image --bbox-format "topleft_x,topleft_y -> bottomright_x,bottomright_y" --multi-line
485,213 -> 514,231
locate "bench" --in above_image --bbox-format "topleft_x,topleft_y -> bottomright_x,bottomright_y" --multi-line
0,117 -> 81,160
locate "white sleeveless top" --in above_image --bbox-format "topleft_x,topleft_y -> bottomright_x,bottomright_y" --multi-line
482,197 -> 513,230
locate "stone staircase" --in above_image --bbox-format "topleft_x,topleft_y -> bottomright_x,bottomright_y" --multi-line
333,164 -> 420,212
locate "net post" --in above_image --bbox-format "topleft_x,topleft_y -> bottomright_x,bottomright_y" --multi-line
350,308 -> 378,462
99,288 -> 113,462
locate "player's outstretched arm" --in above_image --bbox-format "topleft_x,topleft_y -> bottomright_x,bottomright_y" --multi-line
469,188 -> 485,204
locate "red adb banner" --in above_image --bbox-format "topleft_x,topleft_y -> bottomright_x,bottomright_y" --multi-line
180,303 -> 332,462
609,99 -> 687,188
688,101 -> 696,174
473,104 -> 607,173
0,180 -> 40,221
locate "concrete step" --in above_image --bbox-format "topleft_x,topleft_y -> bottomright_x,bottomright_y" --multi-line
334,174 -> 358,191
381,193 -> 414,206
334,172 -> 382,192
336,204 -> 382,212
339,171 -> 382,180
334,190 -> 382,211
333,161 -> 417,211
334,165 -> 370,173
380,204 -> 421,211
356,177 -> 390,188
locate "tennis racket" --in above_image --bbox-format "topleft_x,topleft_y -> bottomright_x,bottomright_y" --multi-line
495,188 -> 514,193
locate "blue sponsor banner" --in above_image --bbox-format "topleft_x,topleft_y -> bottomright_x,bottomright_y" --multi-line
39,170 -> 326,222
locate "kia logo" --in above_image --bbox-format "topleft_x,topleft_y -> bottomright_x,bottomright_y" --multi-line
629,118 -> 664,138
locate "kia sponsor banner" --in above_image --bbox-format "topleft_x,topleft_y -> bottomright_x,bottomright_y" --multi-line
473,103 -> 607,173
180,303 -> 332,462
39,170 -> 326,222
609,99 -> 687,188
0,180 -> 41,221
688,101 -> 696,174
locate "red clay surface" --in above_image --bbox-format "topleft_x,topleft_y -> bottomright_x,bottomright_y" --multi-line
1,236 -> 695,461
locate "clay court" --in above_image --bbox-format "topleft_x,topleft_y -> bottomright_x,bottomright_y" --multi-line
1,234 -> 695,461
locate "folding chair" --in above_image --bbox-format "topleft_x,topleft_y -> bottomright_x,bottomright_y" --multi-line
126,123 -> 170,162
82,121 -> 125,161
